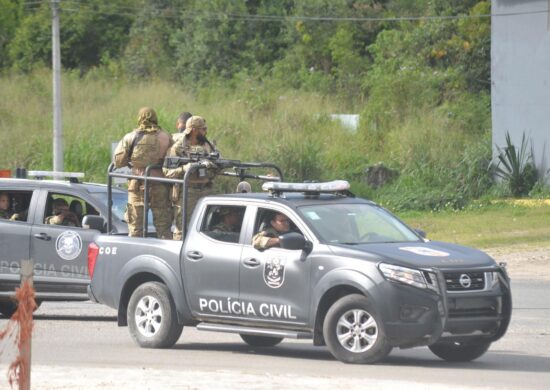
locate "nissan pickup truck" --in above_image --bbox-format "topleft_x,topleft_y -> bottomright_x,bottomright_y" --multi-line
88,175 -> 511,364
0,171 -> 138,317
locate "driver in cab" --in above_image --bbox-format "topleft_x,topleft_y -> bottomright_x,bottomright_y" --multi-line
46,198 -> 81,227
252,212 -> 291,250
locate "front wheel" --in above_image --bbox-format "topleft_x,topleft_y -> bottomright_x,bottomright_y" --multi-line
127,282 -> 183,348
429,341 -> 491,362
323,294 -> 392,364
240,334 -> 283,347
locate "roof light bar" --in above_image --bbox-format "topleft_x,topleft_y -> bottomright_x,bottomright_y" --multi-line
27,171 -> 85,180
262,180 -> 350,194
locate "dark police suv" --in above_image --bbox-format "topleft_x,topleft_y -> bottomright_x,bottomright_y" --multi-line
88,180 -> 511,364
0,171 -> 132,317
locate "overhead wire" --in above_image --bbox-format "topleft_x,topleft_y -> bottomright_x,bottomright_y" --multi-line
13,0 -> 550,23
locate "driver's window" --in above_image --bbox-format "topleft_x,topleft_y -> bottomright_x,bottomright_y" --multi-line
252,208 -> 302,250
43,193 -> 96,228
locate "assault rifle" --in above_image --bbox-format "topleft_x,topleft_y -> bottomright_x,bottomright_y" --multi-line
164,151 -> 240,170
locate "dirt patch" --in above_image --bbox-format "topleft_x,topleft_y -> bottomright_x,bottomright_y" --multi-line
484,245 -> 550,281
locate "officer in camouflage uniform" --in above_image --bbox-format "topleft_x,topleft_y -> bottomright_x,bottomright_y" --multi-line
45,198 -> 80,227
164,115 -> 219,240
114,107 -> 172,239
212,208 -> 240,233
252,212 -> 291,250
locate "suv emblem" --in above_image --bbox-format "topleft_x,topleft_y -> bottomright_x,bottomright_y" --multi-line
459,274 -> 472,288
264,257 -> 286,289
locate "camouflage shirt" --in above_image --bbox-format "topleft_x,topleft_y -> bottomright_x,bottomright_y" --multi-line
252,226 -> 280,250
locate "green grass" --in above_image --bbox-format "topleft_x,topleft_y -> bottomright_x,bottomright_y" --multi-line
400,203 -> 550,249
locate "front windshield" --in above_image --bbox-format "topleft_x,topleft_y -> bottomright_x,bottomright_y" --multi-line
299,203 -> 420,245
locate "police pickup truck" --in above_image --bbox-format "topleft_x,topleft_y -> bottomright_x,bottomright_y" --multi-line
0,170 -> 134,317
88,167 -> 511,364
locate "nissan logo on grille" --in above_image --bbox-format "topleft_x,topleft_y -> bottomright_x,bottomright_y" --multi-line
443,271 -> 485,291
459,274 -> 472,288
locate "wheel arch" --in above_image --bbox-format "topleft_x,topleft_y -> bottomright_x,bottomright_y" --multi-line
311,269 -> 379,346
116,256 -> 192,326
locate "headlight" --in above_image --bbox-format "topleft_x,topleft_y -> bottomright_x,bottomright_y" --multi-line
378,263 -> 429,289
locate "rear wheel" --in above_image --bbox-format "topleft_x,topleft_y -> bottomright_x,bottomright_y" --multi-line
323,294 -> 392,364
429,341 -> 491,362
0,300 -> 18,318
240,334 -> 283,347
127,282 -> 183,348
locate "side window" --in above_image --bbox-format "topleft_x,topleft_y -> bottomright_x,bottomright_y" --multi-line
252,208 -> 302,247
0,190 -> 33,222
43,193 -> 96,228
200,205 -> 245,243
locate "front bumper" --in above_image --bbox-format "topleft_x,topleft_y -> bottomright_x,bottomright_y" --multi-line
380,265 -> 512,348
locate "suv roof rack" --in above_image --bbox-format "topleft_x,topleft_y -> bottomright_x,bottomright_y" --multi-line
262,180 -> 353,197
27,171 -> 85,183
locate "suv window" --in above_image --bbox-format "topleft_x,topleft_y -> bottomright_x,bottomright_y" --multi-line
43,192 -> 99,228
0,190 -> 33,222
200,205 -> 245,243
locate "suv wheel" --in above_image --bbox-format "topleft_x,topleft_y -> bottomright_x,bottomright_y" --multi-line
323,294 -> 392,364
0,300 -> 18,318
429,341 -> 491,362
240,334 -> 283,347
127,282 -> 183,348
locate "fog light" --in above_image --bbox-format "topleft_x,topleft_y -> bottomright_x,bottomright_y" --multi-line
400,305 -> 428,321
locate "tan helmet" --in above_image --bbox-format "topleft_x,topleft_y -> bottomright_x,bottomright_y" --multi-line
137,107 -> 158,128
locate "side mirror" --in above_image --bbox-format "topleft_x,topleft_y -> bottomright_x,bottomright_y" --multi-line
82,215 -> 106,232
415,228 -> 427,238
279,232 -> 311,252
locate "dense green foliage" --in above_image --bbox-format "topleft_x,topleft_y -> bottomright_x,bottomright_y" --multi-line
2,0 -> 542,210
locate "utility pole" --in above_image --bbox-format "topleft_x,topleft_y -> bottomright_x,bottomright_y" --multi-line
52,0 -> 63,173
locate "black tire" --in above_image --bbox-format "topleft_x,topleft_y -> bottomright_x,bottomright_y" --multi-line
240,334 -> 283,347
429,341 -> 491,362
127,282 -> 183,348
0,300 -> 18,318
323,294 -> 392,364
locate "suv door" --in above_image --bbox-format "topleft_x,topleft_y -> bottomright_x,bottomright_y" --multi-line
0,188 -> 35,296
182,204 -> 246,319
29,190 -> 99,296
239,206 -> 311,326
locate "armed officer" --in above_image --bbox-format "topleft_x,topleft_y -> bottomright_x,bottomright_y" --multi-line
163,115 -> 219,240
114,107 -> 173,239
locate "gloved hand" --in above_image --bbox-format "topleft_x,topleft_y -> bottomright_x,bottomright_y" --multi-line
201,160 -> 218,170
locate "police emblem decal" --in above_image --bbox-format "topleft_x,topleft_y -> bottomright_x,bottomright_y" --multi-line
263,257 -> 286,289
398,247 -> 450,257
55,231 -> 83,261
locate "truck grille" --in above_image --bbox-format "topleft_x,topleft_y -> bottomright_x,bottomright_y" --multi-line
444,272 -> 485,291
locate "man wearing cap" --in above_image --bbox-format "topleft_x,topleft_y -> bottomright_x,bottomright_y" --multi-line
163,115 -> 220,240
114,107 -> 173,239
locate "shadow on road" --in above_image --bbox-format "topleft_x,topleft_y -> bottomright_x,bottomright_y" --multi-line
32,314 -> 117,322
175,342 -> 550,372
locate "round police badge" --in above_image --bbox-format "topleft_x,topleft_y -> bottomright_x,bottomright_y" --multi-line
263,257 -> 286,289
55,231 -> 83,261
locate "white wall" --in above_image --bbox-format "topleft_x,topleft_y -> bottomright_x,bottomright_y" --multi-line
492,0 -> 550,181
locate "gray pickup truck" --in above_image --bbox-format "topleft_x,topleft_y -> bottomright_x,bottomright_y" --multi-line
88,175 -> 511,364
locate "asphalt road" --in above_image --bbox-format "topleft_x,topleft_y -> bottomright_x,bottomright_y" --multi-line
1,279 -> 549,389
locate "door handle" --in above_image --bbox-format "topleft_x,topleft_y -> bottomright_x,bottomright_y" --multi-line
33,233 -> 51,241
243,258 -> 260,267
186,251 -> 203,260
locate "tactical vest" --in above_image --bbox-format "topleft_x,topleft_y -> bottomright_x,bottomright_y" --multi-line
131,130 -> 162,169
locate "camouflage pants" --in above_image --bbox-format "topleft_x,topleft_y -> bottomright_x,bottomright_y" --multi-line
172,186 -> 214,240
127,180 -> 172,239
